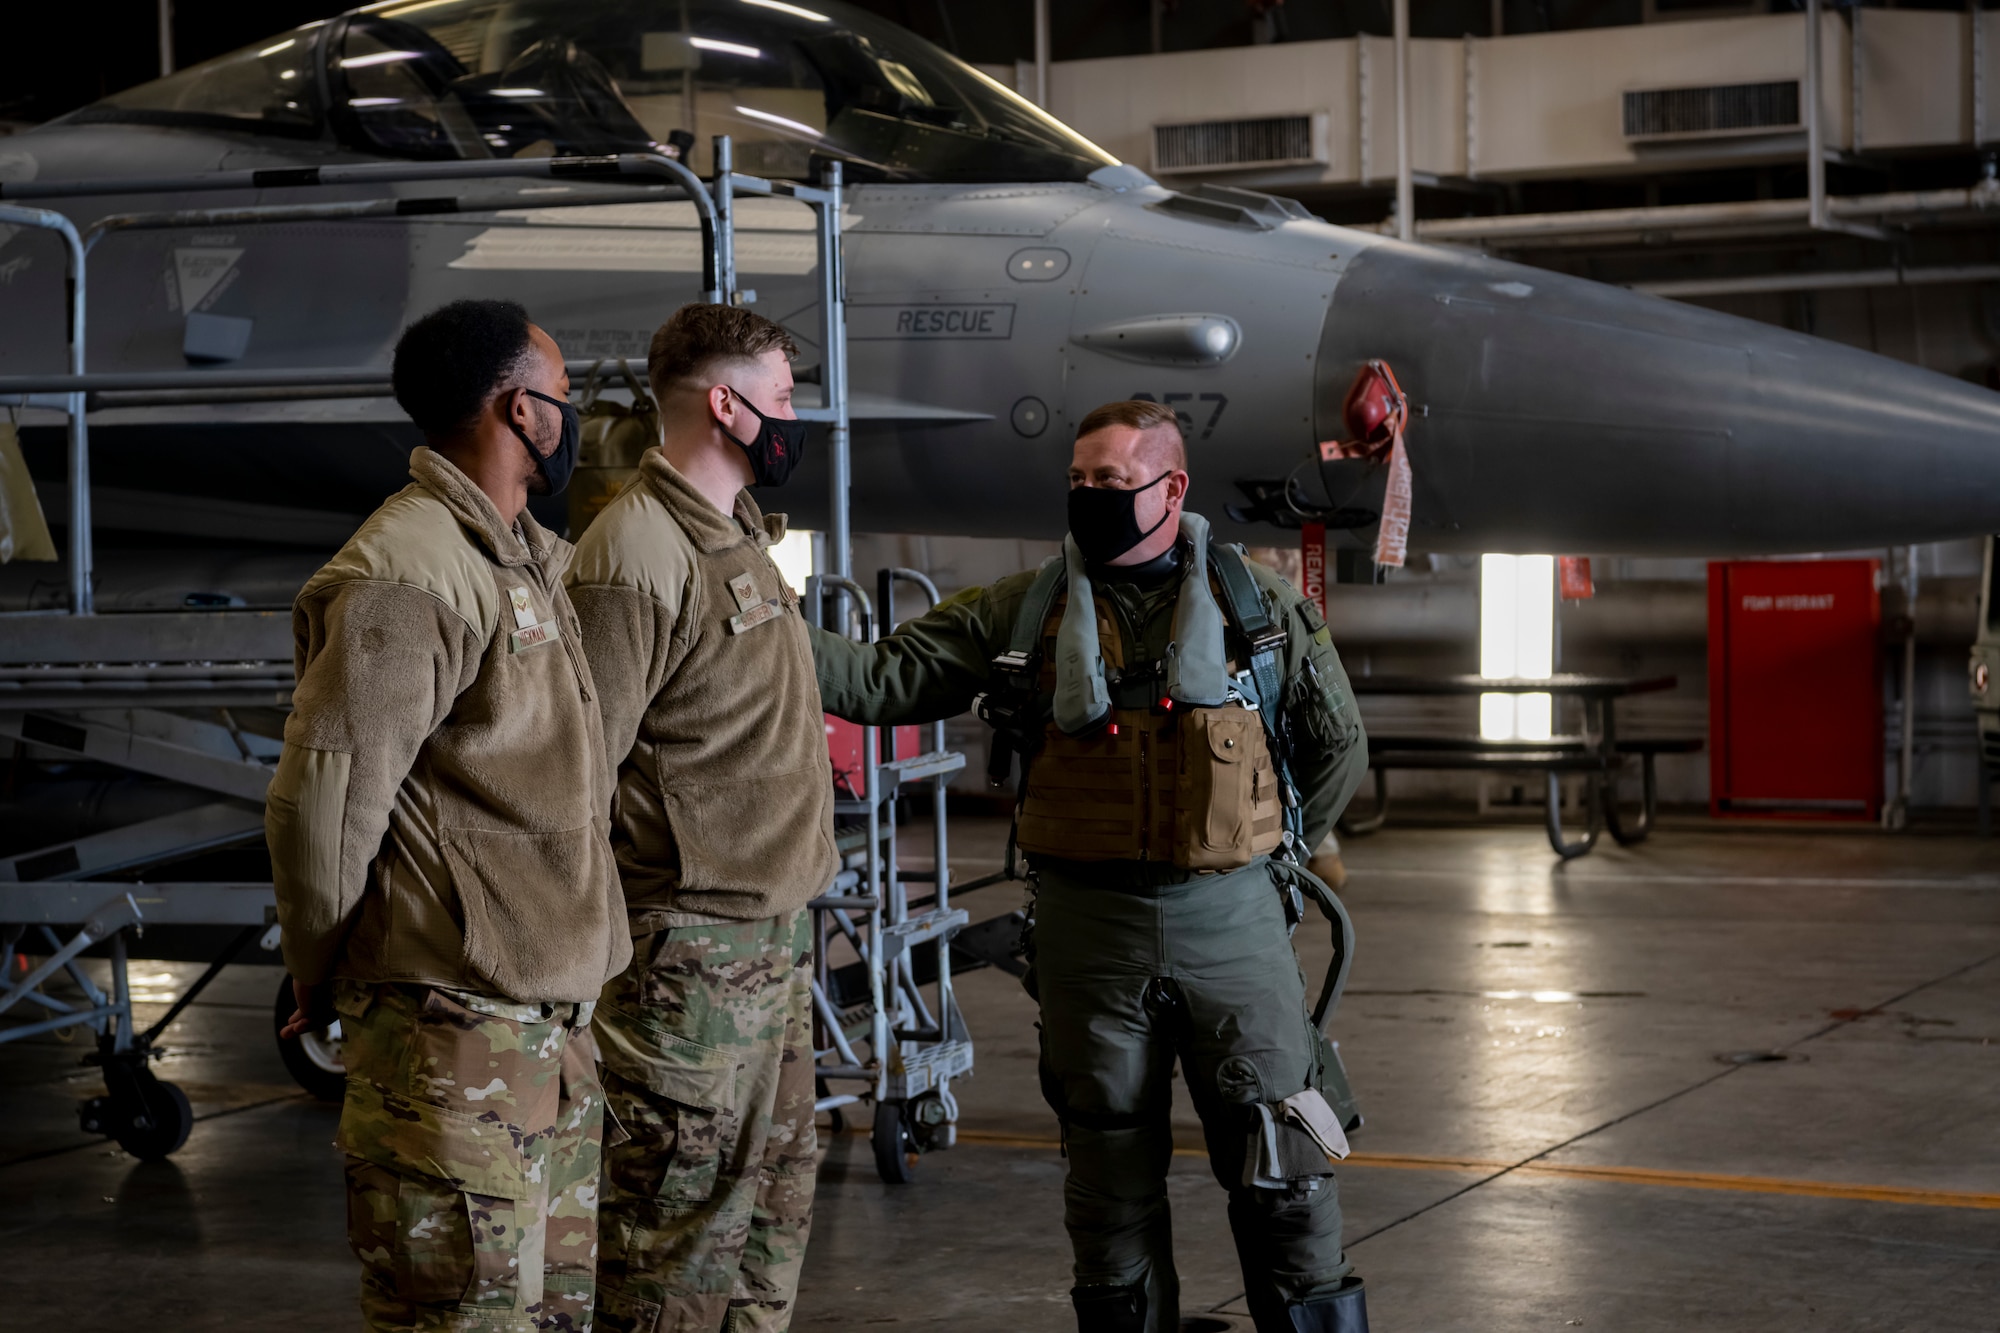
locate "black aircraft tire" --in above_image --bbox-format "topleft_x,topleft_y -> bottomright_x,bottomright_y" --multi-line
871,1098 -> 917,1184
116,1075 -> 193,1161
274,973 -> 348,1102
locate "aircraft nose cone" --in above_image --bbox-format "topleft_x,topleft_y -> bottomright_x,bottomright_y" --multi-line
1315,240 -> 2000,554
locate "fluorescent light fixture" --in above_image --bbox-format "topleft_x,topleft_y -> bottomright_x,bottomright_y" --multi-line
370,0 -> 463,16
743,0 -> 830,20
279,69 -> 298,80
347,97 -> 405,107
733,104 -> 820,137
690,36 -> 763,58
1479,554 -> 1554,741
492,88 -> 548,97
341,50 -> 424,68
259,39 -> 297,57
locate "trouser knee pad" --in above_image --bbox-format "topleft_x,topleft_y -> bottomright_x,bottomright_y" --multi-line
1284,1276 -> 1368,1333
1071,1281 -> 1147,1333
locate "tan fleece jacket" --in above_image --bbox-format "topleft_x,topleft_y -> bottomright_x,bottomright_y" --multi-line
566,448 -> 837,926
265,448 -> 632,1003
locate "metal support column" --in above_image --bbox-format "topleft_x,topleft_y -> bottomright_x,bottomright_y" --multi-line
712,135 -> 738,305
1808,0 -> 1827,231
1394,0 -> 1414,242
818,160 -> 851,583
1034,0 -> 1051,109
157,0 -> 174,77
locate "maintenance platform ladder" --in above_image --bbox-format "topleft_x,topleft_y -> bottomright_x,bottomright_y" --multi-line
805,568 -> 973,1184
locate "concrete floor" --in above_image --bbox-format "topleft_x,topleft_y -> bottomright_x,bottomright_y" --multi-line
5,817 -> 1999,1330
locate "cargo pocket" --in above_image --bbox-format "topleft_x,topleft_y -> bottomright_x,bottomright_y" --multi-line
1178,709 -> 1257,868
1240,1104 -> 1341,1191
339,1079 -> 531,1200
594,1001 -> 738,1204
339,1080 -> 531,1313
595,1285 -> 664,1333
440,823 -> 620,1001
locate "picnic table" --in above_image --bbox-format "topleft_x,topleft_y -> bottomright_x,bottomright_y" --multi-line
1338,674 -> 1698,858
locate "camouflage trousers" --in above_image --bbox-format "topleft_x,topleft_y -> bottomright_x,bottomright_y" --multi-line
593,909 -> 817,1333
332,981 -> 606,1333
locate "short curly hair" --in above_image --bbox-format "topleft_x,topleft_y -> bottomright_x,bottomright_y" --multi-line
391,299 -> 539,438
647,303 -> 797,402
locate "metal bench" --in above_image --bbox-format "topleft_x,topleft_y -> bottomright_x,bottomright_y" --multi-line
1340,734 -> 1703,858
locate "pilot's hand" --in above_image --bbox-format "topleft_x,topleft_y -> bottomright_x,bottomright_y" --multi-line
279,977 -> 321,1040
1306,831 -> 1348,891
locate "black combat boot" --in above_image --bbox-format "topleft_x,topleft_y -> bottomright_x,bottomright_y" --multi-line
1285,1277 -> 1369,1333
1072,1282 -> 1147,1333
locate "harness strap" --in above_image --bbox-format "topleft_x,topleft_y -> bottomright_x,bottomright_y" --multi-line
1005,555 -> 1068,660
1209,543 -> 1305,852
978,555 -> 1069,789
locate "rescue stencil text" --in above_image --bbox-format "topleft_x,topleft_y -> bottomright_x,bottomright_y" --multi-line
851,304 -> 1016,340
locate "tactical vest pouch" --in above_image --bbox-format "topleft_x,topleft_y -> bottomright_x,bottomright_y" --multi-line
1172,704 -> 1284,870
1016,708 -> 1157,861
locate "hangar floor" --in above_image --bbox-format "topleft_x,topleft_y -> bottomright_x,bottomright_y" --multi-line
3,816 -> 1997,1331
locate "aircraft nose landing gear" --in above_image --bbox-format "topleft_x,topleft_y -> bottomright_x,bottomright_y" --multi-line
79,1054 -> 193,1161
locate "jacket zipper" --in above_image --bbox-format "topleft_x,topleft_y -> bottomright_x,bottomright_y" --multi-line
528,562 -> 592,702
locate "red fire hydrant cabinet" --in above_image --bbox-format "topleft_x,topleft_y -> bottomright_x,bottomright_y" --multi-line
1708,560 -> 1882,820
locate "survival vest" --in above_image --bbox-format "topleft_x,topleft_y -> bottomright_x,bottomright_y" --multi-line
979,540 -> 1304,870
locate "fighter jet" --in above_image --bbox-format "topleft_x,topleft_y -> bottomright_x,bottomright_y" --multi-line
2,0 -> 1998,558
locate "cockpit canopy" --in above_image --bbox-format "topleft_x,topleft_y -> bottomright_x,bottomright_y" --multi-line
67,0 -> 1117,185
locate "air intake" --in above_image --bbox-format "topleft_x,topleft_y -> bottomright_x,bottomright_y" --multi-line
1623,81 -> 1800,141
1152,112 -> 1328,174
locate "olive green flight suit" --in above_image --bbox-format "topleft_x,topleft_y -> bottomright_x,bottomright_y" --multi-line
811,544 -> 1368,1333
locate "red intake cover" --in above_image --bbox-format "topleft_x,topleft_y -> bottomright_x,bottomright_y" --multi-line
1321,360 -> 1409,462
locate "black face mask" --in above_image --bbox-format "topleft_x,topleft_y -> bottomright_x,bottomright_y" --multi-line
511,387 -> 580,496
1068,472 -> 1173,565
722,386 -> 810,488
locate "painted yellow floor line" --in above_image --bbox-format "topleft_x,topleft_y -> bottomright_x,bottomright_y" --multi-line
945,1131 -> 2000,1211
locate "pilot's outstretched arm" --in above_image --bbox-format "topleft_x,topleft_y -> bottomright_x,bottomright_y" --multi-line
809,570 -> 1040,726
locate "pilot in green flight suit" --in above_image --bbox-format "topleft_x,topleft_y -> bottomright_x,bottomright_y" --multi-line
809,401 -> 1372,1333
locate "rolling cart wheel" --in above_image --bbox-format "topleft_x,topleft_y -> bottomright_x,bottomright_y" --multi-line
114,1071 -> 193,1161
871,1098 -> 918,1184
274,973 -> 347,1102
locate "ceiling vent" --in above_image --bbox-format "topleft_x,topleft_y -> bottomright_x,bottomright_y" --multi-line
1152,112 -> 1329,174
1623,80 -> 1800,141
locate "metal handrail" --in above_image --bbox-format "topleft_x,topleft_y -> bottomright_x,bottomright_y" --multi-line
77,185 -> 691,253
0,145 -> 856,614
0,204 -> 89,614
0,152 -> 718,260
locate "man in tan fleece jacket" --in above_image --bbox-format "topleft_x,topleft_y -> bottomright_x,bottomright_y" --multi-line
566,303 -> 837,1333
266,299 -> 631,1333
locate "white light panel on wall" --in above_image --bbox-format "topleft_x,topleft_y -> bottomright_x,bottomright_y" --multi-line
1480,553 -> 1555,740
